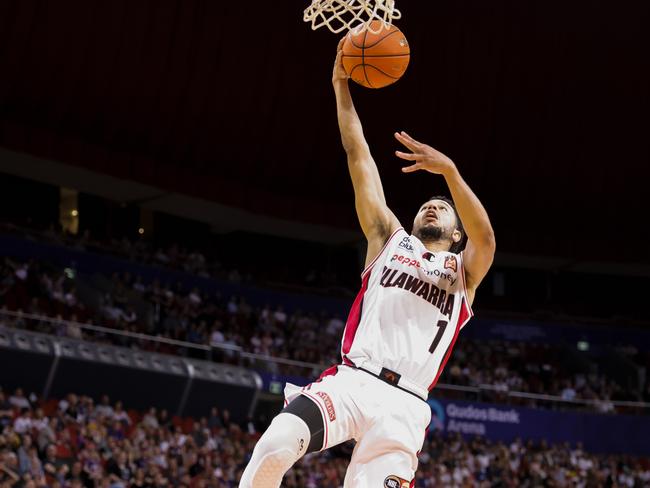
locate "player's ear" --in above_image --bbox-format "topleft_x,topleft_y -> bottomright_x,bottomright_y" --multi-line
452,229 -> 462,243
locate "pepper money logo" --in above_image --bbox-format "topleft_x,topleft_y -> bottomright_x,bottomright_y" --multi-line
427,399 -> 445,432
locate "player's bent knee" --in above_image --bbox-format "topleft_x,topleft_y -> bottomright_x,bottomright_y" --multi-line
239,413 -> 310,488
258,412 -> 311,457
281,394 -> 325,453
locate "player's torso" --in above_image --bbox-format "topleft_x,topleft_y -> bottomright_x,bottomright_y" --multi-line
341,228 -> 473,396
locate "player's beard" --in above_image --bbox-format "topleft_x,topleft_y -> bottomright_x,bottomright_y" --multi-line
415,223 -> 447,243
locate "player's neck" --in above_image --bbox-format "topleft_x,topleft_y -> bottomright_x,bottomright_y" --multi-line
421,239 -> 453,254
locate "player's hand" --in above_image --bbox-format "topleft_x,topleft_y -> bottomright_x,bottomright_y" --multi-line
332,38 -> 350,84
394,131 -> 457,177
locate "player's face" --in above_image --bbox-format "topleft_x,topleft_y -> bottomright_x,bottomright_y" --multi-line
412,199 -> 460,245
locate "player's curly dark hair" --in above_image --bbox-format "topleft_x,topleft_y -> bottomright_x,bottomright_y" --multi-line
427,195 -> 466,254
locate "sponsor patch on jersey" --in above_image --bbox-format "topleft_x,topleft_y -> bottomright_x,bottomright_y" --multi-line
444,255 -> 458,272
399,237 -> 414,252
315,391 -> 336,421
422,251 -> 436,262
384,475 -> 410,488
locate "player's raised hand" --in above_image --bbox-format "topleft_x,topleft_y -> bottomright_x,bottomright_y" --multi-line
332,38 -> 350,84
394,131 -> 456,177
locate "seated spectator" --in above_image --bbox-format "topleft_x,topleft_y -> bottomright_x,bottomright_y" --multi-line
112,402 -> 131,426
273,305 -> 287,326
209,323 -> 225,347
121,306 -> 137,324
8,388 -> 30,409
0,452 -> 20,485
561,381 -> 577,401
107,420 -> 126,441
58,394 -> 79,421
95,395 -> 114,419
132,276 -> 147,293
207,407 -> 223,431
65,315 -> 83,340
0,390 -> 13,427
13,408 -> 32,435
141,407 -> 159,430
106,450 -> 133,486
36,417 -> 57,452
63,287 -> 77,307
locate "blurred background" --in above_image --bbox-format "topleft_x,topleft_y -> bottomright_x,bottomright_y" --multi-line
0,0 -> 649,486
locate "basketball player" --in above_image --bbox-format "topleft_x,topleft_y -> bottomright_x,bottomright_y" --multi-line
239,40 -> 495,488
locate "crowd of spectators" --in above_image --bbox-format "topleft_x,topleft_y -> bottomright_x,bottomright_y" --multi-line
416,434 -> 650,487
0,256 -> 342,375
439,341 -> 636,413
2,222 -> 349,296
1,255 -> 648,414
1,386 -> 649,487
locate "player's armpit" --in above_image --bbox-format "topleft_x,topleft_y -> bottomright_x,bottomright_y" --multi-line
356,204 -> 401,271
364,226 -> 400,270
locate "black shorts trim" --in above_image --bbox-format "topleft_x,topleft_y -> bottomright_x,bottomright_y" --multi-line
281,394 -> 325,453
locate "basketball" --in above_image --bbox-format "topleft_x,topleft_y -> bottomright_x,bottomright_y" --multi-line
341,20 -> 410,89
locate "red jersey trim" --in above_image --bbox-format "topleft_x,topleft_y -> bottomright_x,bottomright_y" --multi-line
427,296 -> 471,391
317,365 -> 339,381
341,270 -> 372,355
342,356 -> 355,367
459,251 -> 474,324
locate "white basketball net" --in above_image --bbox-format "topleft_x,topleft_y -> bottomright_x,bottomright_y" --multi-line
303,0 -> 401,34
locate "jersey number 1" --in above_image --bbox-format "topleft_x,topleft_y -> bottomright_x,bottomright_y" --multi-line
429,320 -> 448,353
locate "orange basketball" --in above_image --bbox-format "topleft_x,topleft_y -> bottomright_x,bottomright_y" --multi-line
342,21 -> 410,89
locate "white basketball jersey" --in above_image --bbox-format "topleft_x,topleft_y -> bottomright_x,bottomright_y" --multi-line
341,227 -> 473,399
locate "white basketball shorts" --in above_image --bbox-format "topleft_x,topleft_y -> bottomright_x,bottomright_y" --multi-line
284,364 -> 431,488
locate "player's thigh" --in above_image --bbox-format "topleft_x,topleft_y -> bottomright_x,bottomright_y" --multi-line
344,448 -> 414,488
343,388 -> 429,488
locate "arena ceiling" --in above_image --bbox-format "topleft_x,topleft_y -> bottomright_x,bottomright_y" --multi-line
0,0 -> 648,263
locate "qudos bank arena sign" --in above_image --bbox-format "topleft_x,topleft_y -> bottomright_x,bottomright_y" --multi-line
428,400 -> 520,436
427,398 -> 650,455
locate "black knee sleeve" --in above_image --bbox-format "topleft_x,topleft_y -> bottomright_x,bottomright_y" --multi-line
281,395 -> 325,453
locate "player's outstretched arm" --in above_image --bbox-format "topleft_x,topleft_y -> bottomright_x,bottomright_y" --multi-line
394,131 -> 495,302
333,40 -> 400,267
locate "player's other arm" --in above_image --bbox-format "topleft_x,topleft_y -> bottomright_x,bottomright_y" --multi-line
332,42 -> 400,267
395,132 -> 495,304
